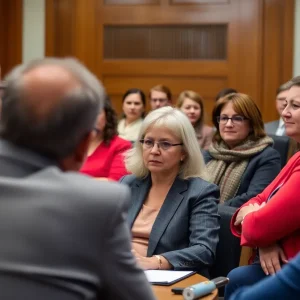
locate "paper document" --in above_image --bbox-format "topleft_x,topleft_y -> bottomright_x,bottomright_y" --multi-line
145,270 -> 195,285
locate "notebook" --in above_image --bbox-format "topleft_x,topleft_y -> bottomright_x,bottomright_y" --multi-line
144,270 -> 196,286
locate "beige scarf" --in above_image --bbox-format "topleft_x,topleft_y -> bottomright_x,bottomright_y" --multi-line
206,136 -> 273,203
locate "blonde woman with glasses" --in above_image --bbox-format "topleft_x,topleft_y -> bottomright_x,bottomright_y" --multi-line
120,106 -> 220,277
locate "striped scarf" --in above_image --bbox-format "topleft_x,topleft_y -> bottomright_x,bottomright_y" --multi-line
206,136 -> 273,203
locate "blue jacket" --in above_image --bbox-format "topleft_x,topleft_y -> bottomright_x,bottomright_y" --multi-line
203,146 -> 281,207
120,175 -> 220,276
231,253 -> 300,300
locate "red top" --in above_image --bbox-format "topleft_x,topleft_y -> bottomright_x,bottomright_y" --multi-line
80,135 -> 131,181
231,152 -> 300,260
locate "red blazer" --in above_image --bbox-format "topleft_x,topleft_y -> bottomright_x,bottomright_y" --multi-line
80,135 -> 131,181
231,152 -> 300,260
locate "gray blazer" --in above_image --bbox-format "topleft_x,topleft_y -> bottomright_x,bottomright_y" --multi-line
120,175 -> 220,276
265,119 -> 285,136
0,140 -> 155,300
203,146 -> 281,208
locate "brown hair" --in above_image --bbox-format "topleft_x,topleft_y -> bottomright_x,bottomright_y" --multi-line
215,88 -> 238,101
149,84 -> 172,102
176,90 -> 205,129
212,93 -> 266,143
276,81 -> 292,96
102,96 -> 118,145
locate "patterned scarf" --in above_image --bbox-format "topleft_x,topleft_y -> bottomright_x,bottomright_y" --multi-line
206,136 -> 273,203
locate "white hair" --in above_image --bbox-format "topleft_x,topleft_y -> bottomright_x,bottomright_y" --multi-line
125,106 -> 208,180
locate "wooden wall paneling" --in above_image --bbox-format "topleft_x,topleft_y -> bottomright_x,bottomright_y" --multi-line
282,0 -> 295,80
171,0 -> 228,4
103,4 -> 231,24
228,0 -> 263,106
261,0 -> 295,123
0,0 -> 23,77
104,25 -> 227,59
104,75 -> 227,115
105,0 -> 159,4
102,61 -> 228,76
46,0 -> 100,76
261,0 -> 284,122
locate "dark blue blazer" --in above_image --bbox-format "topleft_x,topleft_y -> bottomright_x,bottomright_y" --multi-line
231,252 -> 300,299
120,175 -> 220,275
203,146 -> 281,208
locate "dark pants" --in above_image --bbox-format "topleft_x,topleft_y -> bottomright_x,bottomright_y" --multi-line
224,263 -> 266,299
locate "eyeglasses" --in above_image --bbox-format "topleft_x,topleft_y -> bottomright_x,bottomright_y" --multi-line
140,139 -> 183,150
150,98 -> 168,103
216,116 -> 248,124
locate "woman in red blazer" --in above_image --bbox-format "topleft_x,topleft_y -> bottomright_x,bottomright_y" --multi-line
80,97 -> 131,181
225,76 -> 300,299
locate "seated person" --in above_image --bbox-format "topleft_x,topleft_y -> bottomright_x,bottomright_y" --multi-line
230,252 -> 300,300
120,106 -> 220,277
203,93 -> 281,207
118,88 -> 146,142
176,90 -> 213,150
225,76 -> 300,299
81,97 -> 131,181
265,82 -> 290,136
149,84 -> 172,110
215,88 -> 237,102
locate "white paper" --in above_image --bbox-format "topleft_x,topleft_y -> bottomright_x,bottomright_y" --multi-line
144,270 -> 194,284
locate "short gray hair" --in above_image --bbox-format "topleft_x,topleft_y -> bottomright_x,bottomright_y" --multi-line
125,106 -> 208,180
1,57 -> 105,159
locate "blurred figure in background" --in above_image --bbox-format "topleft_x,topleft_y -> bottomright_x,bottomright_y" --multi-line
215,88 -> 238,102
203,93 -> 281,207
118,88 -> 146,143
149,84 -> 172,110
265,82 -> 290,136
176,90 -> 213,150
81,97 -> 131,181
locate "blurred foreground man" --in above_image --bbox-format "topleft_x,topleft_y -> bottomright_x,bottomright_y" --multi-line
0,58 -> 155,300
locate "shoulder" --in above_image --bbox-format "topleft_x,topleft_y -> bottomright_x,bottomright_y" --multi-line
251,145 -> 280,161
202,125 -> 214,135
109,135 -> 132,150
184,177 -> 219,197
202,150 -> 212,163
119,174 -> 139,186
38,168 -> 131,212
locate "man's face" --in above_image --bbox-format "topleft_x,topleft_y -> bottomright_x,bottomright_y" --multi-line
276,90 -> 290,116
150,90 -> 170,110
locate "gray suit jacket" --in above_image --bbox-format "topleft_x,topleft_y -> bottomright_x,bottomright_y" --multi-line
265,119 -> 286,136
0,140 -> 155,300
120,175 -> 220,276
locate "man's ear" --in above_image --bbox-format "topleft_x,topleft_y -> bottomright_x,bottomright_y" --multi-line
59,131 -> 95,171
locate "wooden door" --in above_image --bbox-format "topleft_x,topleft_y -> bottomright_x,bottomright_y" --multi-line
46,0 -> 294,122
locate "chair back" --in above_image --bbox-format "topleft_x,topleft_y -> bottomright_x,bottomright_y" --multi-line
268,134 -> 291,168
210,205 -> 241,296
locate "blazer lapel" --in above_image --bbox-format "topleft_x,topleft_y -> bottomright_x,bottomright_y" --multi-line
128,176 -> 152,228
147,177 -> 188,256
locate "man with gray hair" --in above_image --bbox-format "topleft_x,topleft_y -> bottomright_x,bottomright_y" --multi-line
0,58 -> 155,300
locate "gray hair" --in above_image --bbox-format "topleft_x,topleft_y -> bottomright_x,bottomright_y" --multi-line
1,57 -> 105,159
125,106 -> 208,180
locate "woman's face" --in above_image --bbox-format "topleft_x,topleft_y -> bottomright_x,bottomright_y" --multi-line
123,93 -> 144,122
219,101 -> 251,148
180,98 -> 201,126
142,126 -> 185,177
282,86 -> 300,143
